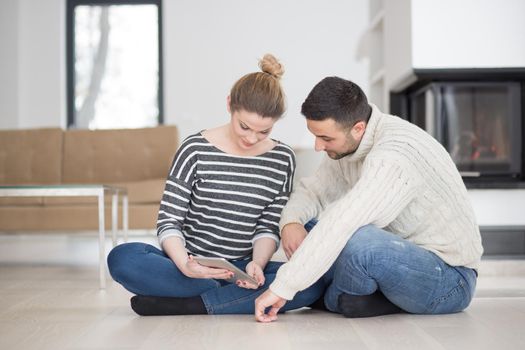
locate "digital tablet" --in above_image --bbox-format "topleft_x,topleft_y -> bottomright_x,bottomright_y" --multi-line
193,256 -> 259,286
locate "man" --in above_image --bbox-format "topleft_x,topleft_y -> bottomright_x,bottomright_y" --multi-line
254,77 -> 483,322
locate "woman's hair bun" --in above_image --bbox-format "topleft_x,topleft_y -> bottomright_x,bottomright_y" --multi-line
259,54 -> 284,79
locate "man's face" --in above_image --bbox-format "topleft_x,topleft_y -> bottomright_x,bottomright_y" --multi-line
306,118 -> 366,160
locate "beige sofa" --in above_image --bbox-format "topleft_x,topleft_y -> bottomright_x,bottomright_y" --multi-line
0,126 -> 179,231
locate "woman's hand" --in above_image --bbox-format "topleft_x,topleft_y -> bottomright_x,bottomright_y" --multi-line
237,261 -> 265,289
181,255 -> 234,280
162,238 -> 232,280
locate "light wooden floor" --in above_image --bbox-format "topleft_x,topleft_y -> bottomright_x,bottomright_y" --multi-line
1,233 -> 525,350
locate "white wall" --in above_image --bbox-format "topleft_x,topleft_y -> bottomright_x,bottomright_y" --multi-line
18,0 -> 66,129
0,0 -> 19,129
411,0 -> 525,69
0,0 -> 370,149
384,0 -> 413,91
0,0 -> 65,129
383,0 -> 525,91
469,190 -> 525,227
163,0 -> 369,147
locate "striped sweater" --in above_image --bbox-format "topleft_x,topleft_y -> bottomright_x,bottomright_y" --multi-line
270,104 -> 484,300
157,132 -> 296,260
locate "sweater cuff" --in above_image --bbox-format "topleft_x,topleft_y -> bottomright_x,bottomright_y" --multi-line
279,221 -> 304,232
269,278 -> 299,301
253,232 -> 280,248
158,229 -> 185,248
279,214 -> 308,231
279,205 -> 308,229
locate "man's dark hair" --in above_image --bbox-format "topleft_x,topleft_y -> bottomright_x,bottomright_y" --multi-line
301,76 -> 372,129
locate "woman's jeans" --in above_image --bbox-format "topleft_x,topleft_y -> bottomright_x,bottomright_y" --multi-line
320,224 -> 478,314
107,243 -> 325,315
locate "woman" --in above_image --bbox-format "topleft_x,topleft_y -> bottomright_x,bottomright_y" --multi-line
107,54 -> 325,316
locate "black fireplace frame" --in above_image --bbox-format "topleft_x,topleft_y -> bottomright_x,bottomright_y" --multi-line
391,68 -> 525,188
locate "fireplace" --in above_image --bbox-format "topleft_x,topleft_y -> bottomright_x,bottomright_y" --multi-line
391,69 -> 525,187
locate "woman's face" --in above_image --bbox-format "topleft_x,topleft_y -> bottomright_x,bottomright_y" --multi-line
229,109 -> 277,150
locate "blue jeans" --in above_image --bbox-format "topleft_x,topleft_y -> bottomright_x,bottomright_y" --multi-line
107,242 -> 325,315
320,224 -> 477,314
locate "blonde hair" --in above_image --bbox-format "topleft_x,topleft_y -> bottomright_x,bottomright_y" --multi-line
229,54 -> 286,119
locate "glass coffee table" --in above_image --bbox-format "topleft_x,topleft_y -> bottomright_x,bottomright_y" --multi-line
0,184 -> 129,289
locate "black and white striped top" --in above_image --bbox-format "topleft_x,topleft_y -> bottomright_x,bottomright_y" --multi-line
157,132 -> 296,260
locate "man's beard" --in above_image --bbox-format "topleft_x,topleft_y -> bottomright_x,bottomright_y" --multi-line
328,149 -> 355,160
327,134 -> 359,160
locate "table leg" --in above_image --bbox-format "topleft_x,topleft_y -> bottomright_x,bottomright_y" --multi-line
98,193 -> 106,289
123,194 -> 129,242
111,193 -> 118,247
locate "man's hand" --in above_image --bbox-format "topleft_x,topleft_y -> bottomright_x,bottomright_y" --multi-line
281,223 -> 307,259
254,289 -> 287,323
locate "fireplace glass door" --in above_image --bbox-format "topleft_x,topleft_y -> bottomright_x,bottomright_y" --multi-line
409,82 -> 522,178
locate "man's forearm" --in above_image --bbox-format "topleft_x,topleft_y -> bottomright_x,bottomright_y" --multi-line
280,156 -> 348,230
279,180 -> 319,229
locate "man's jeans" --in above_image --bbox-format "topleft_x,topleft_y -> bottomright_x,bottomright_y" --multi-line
320,224 -> 477,314
107,243 -> 325,315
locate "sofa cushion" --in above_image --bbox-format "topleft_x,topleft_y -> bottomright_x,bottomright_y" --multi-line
40,178 -> 165,205
0,203 -> 159,230
62,126 -> 178,184
0,197 -> 44,206
0,128 -> 63,185
113,178 -> 165,204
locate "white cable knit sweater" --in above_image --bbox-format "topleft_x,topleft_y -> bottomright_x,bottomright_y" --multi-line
271,104 -> 483,300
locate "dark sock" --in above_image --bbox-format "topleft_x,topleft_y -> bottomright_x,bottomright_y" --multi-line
308,295 -> 329,311
130,295 -> 207,316
337,291 -> 403,318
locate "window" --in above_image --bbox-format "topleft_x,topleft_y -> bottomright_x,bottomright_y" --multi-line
66,0 -> 163,129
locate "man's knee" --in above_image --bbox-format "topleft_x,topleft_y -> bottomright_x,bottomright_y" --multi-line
342,225 -> 382,253
336,225 -> 398,267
